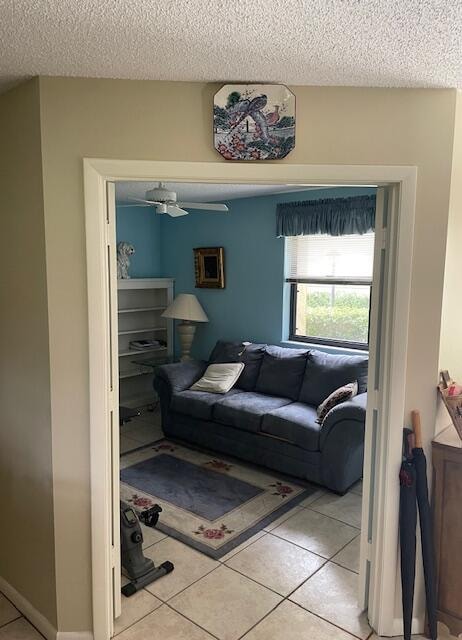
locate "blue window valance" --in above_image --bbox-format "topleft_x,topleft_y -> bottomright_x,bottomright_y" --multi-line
276,195 -> 376,237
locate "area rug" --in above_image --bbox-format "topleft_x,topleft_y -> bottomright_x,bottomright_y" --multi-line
120,440 -> 315,559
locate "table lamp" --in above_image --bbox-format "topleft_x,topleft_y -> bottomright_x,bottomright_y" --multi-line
162,293 -> 209,361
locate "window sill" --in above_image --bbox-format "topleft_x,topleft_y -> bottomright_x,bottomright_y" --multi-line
281,339 -> 369,356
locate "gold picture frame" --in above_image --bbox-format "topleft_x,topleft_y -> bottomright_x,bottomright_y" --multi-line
194,247 -> 225,288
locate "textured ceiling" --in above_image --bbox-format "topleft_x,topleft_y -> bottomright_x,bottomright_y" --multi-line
115,182 -> 324,204
1,1 -> 462,93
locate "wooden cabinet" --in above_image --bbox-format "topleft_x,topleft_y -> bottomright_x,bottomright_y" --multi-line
432,425 -> 462,638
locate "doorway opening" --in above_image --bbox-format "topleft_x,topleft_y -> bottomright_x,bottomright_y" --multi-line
83,159 -> 416,640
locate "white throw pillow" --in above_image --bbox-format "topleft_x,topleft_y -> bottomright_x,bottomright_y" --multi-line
190,363 -> 245,394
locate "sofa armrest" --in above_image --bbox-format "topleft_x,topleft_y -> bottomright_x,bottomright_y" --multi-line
319,392 -> 367,450
154,360 -> 207,393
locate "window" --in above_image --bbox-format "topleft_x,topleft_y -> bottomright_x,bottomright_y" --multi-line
286,232 -> 375,349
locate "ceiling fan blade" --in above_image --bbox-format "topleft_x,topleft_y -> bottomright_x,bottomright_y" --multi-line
129,197 -> 163,205
117,203 -> 151,207
166,205 -> 189,218
176,202 -> 229,212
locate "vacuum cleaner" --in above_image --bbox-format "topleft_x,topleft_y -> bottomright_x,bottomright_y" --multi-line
120,500 -> 174,596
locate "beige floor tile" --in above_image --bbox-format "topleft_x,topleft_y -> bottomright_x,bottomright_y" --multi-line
122,421 -> 163,445
350,480 -> 363,496
144,537 -> 218,601
271,508 -> 358,558
263,506 -> 302,532
242,599 -> 358,640
226,533 -> 325,596
114,588 -> 162,635
290,562 -> 371,639
219,531 -> 267,563
141,523 -> 168,549
120,435 -> 141,454
115,604 -> 214,640
300,488 -> 326,506
309,492 -> 363,529
370,635 -> 427,640
0,619 -> 43,640
170,565 -> 282,640
332,535 -> 361,573
0,594 -> 20,627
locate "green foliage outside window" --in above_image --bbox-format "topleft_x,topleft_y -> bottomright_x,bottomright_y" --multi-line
302,290 -> 370,344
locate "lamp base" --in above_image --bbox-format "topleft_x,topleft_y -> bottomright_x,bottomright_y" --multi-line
177,322 -> 196,361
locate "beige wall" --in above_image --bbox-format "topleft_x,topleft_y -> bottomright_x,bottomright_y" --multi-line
35,78 -> 457,631
440,91 -> 462,381
0,79 -> 57,627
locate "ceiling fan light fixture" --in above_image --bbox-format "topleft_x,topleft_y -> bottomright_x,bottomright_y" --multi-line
157,203 -> 168,214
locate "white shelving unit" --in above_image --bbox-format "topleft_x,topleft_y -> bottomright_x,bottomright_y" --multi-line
117,278 -> 174,408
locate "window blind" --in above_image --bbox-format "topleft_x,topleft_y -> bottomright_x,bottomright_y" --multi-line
285,232 -> 375,281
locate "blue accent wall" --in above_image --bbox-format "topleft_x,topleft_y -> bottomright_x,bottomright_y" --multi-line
116,205 -> 161,277
162,187 -> 376,359
117,187 -> 375,359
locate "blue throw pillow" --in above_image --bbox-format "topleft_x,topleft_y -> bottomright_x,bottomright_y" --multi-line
255,346 -> 309,401
299,350 -> 368,407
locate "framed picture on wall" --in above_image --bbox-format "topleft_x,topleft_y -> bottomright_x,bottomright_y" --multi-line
194,247 -> 225,288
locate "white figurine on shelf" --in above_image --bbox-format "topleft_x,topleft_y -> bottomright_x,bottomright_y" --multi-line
117,242 -> 135,279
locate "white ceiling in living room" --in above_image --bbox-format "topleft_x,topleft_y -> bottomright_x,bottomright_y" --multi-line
1,1 -> 462,93
115,182 -> 332,205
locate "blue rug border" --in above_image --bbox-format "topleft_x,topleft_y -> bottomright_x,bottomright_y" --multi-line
121,437 -> 317,559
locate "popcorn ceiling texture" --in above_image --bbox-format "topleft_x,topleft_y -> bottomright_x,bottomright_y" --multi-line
1,0 -> 462,93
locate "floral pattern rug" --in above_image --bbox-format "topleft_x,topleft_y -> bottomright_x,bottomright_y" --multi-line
120,440 -> 315,559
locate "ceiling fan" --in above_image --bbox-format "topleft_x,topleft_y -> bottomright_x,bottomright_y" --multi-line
119,183 -> 229,217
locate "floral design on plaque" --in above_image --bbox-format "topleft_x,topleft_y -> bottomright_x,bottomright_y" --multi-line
213,84 -> 295,161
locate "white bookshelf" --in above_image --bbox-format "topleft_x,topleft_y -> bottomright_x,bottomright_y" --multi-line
117,278 -> 174,408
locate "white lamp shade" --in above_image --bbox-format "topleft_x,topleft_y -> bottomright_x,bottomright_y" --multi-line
162,293 -> 208,323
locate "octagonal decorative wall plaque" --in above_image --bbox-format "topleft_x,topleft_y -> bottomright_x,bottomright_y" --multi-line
213,84 -> 295,161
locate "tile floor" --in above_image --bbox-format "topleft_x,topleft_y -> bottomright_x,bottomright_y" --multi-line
116,408 -> 371,639
0,409 -> 446,640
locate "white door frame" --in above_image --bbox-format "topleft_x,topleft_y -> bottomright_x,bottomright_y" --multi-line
84,159 -> 417,640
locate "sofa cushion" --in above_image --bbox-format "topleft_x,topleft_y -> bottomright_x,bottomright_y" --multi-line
171,388 -> 243,421
235,343 -> 267,391
213,392 -> 292,433
255,345 -> 309,401
299,350 -> 368,406
261,403 -> 321,451
209,340 -> 246,363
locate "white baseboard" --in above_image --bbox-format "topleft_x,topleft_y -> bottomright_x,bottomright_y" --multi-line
57,633 -> 94,640
0,577 -> 93,640
0,576 -> 57,640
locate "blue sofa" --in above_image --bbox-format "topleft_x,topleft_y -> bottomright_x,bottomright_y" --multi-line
153,343 -> 368,494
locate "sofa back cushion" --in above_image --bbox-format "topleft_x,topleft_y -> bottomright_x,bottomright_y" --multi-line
235,343 -> 267,391
255,345 -> 309,401
208,340 -> 266,391
209,340 -> 246,363
299,350 -> 368,407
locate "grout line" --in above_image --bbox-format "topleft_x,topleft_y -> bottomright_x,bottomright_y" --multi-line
112,598 -> 163,637
305,504 -> 362,530
287,598 -> 367,640
219,531 -> 268,564
164,602 -> 221,640
0,615 -> 23,630
266,530 -> 334,559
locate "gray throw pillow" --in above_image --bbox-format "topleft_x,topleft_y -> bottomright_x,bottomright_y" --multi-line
317,381 -> 358,425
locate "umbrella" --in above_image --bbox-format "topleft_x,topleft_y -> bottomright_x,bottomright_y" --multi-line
399,427 -> 417,640
411,410 -> 438,640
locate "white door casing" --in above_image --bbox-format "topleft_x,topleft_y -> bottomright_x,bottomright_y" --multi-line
83,160 -> 416,640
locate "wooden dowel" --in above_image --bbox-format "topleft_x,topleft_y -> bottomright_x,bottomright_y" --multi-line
411,410 -> 423,448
